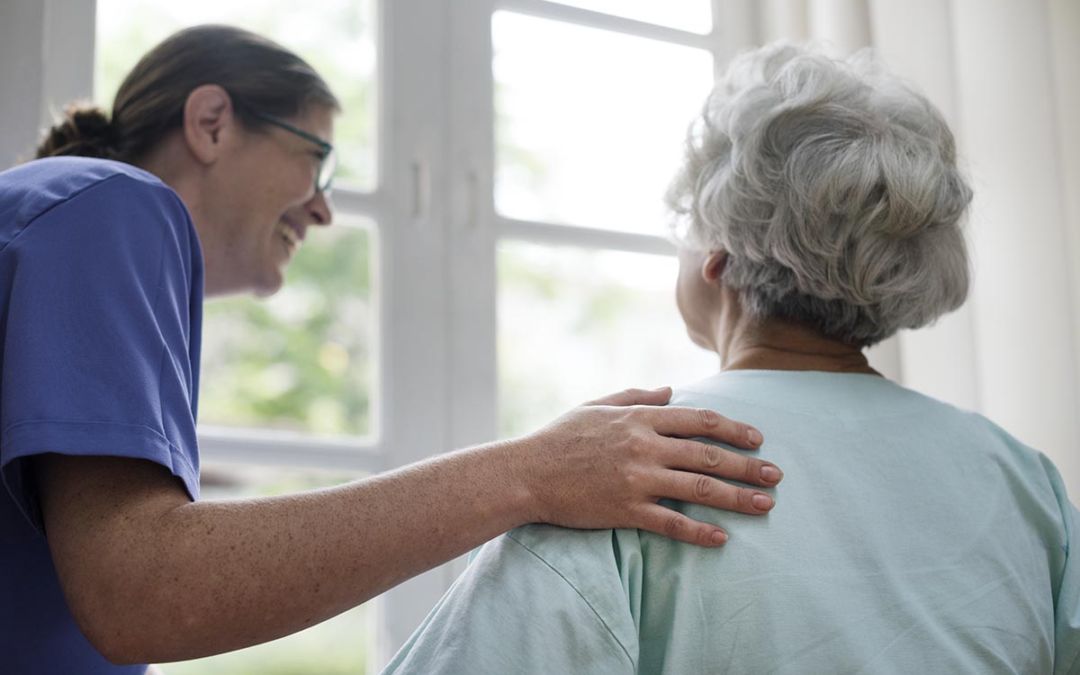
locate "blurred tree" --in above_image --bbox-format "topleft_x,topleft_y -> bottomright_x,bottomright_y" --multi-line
95,0 -> 377,438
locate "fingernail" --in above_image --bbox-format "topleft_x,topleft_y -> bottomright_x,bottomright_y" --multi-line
747,428 -> 763,446
760,465 -> 782,483
752,493 -> 774,510
711,531 -> 728,545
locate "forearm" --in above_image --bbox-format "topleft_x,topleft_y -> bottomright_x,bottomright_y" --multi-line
44,389 -> 781,664
49,441 -> 534,664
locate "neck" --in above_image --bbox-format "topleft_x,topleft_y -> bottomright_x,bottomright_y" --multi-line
134,139 -> 228,297
711,288 -> 880,376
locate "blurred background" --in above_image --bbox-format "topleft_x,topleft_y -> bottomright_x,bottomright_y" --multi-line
1,0 -> 1078,672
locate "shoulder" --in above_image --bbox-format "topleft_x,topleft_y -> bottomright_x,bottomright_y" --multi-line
1,157 -> 198,278
0,157 -> 189,244
503,524 -> 643,637
385,526 -> 639,674
1,156 -> 173,203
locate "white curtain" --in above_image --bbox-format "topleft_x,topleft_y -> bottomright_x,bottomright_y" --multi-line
719,0 -> 1080,499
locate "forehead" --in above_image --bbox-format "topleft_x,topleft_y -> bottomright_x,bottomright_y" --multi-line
292,104 -> 336,143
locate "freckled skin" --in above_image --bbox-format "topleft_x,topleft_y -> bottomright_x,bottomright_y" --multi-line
34,88 -> 784,665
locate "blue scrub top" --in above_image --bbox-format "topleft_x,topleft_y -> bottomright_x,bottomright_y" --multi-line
0,157 -> 204,674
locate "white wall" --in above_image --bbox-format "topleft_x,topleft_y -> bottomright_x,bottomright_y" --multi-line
0,0 -> 95,168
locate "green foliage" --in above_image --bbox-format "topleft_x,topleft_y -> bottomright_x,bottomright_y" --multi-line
200,224 -> 374,437
95,0 -> 376,188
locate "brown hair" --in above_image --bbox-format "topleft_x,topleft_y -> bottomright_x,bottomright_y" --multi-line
35,24 -> 340,162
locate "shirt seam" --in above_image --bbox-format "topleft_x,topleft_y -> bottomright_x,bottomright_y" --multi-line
505,532 -> 636,668
0,171 -> 137,256
149,208 -> 174,451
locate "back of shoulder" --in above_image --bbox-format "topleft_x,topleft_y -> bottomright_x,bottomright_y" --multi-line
0,157 -> 183,244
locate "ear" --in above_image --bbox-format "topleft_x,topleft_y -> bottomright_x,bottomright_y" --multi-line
701,250 -> 728,284
181,84 -> 236,165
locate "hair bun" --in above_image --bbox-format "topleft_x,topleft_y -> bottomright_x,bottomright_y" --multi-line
35,104 -> 119,160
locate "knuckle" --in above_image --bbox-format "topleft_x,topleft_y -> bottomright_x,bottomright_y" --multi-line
698,408 -> 721,429
623,467 -> 646,491
664,513 -> 687,537
623,433 -> 648,460
701,443 -> 723,469
693,474 -> 713,501
742,457 -> 759,483
737,487 -> 757,512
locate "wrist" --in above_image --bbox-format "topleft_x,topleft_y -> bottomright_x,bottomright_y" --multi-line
482,434 -> 544,528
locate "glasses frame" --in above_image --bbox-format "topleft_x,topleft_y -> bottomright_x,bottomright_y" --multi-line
247,109 -> 337,194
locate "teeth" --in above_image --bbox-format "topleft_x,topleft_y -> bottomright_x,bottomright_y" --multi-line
278,223 -> 300,249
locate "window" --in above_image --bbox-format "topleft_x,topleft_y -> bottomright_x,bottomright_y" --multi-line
490,7 -> 718,433
90,0 -> 734,669
96,1 -> 381,671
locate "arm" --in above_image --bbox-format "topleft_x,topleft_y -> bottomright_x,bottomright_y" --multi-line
39,387 -> 781,664
382,527 -> 637,675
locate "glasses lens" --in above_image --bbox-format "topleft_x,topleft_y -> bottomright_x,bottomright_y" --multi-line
319,148 -> 338,193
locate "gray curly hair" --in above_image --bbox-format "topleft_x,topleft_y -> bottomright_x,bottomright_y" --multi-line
666,43 -> 972,347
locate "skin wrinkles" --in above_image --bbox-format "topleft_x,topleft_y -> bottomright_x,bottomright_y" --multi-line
31,74 -> 786,667
675,247 -> 881,376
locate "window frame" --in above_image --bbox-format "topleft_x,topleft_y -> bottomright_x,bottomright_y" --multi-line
20,0 -> 905,668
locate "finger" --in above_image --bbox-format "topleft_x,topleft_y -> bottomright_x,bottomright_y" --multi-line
584,386 -> 672,407
663,438 -> 783,486
641,406 -> 763,449
633,504 -> 729,547
655,469 -> 776,515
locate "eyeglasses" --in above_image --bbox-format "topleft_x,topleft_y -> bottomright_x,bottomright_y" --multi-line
247,109 -> 337,194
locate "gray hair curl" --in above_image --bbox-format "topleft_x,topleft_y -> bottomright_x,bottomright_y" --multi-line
666,43 -> 972,346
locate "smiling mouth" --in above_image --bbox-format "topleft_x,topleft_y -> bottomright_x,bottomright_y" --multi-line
277,221 -> 302,253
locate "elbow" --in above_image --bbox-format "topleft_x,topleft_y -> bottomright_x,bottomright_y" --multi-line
59,570 -> 161,665
68,594 -> 148,665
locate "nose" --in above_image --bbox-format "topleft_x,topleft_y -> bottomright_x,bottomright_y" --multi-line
304,190 -> 334,227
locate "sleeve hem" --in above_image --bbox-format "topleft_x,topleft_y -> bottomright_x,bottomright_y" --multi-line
1,419 -> 200,532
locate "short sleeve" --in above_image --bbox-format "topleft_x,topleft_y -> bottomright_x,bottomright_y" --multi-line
0,172 -> 203,532
381,531 -> 636,675
1042,458 -> 1080,674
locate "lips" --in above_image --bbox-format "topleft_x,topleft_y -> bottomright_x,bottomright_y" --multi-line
276,218 -> 304,253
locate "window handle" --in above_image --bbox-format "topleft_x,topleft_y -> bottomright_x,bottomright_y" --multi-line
464,167 -> 480,230
410,159 -> 430,220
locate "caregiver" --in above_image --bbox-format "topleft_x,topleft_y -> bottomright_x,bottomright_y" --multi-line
0,24 -> 783,674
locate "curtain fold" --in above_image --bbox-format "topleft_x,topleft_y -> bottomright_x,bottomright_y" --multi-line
723,0 -> 1080,497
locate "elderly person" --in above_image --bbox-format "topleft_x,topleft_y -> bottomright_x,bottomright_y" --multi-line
381,43 -> 1080,673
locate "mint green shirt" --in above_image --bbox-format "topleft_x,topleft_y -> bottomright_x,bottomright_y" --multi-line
383,371 -> 1080,674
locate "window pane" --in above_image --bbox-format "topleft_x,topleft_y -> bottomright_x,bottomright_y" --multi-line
493,12 -> 714,235
95,0 -> 377,190
199,220 -> 376,438
545,0 -> 712,34
498,242 -> 718,438
165,463 -> 371,675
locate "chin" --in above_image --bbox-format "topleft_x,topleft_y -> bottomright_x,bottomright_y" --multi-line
253,270 -> 286,298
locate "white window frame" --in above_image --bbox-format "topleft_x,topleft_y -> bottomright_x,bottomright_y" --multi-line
4,0 -> 902,668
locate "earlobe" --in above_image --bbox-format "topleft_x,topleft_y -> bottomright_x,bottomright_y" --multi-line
182,84 -> 235,165
701,250 -> 728,284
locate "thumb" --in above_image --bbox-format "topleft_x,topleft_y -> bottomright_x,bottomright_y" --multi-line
584,386 -> 672,407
